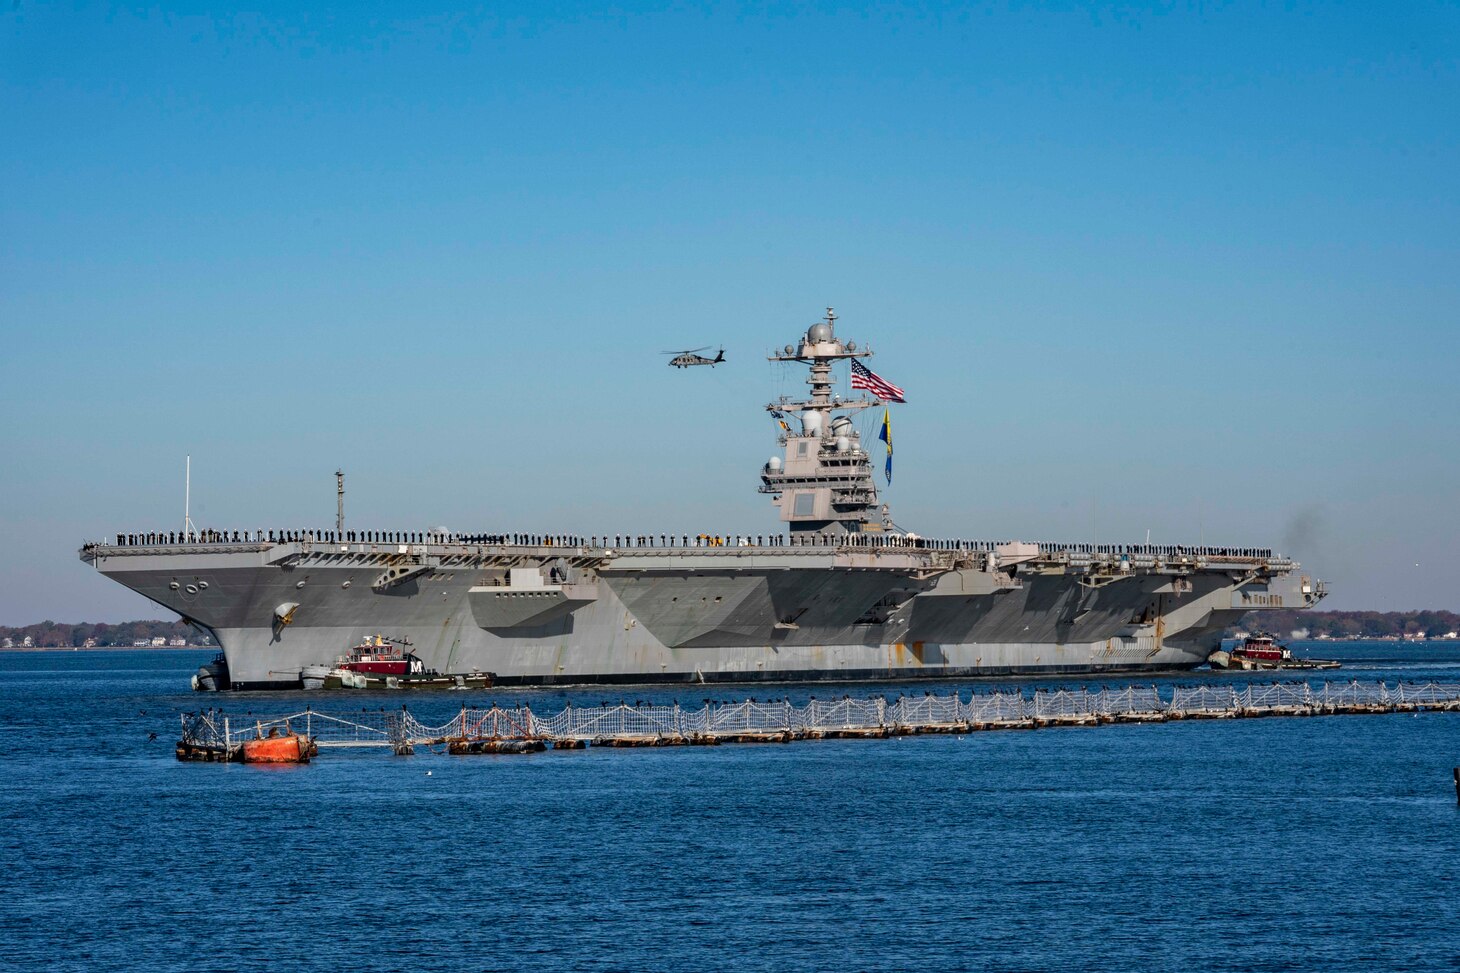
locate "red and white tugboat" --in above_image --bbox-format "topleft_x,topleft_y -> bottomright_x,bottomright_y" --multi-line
1208,633 -> 1340,671
337,634 -> 424,677
299,634 -> 495,690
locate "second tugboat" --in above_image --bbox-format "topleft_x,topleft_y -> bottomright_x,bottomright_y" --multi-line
1208,633 -> 1340,671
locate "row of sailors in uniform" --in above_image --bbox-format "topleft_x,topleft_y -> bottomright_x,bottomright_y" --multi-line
110,529 -> 792,548
466,533 -> 910,548
105,529 -> 1276,561
108,529 -> 886,549
111,529 -> 466,547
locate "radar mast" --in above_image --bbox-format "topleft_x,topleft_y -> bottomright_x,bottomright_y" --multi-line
760,309 -> 892,535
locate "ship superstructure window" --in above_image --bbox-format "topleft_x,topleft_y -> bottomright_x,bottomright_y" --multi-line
797,441 -> 809,457
793,493 -> 815,516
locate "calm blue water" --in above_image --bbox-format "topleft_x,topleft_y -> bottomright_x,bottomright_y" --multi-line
3,643 -> 1458,972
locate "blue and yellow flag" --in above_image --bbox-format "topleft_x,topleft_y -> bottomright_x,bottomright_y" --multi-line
878,407 -> 892,484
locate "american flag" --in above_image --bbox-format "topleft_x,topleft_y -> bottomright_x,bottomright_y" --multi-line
849,358 -> 906,403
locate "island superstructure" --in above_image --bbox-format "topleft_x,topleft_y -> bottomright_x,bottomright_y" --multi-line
79,310 -> 1326,690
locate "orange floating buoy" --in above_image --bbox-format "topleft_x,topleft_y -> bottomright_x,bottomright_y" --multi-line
242,732 -> 311,764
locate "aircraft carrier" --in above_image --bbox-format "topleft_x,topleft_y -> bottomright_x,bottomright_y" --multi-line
79,311 -> 1326,690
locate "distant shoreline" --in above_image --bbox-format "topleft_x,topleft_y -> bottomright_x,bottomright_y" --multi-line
0,645 -> 212,652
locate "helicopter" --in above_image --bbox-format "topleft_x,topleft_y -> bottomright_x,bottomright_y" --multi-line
663,346 -> 726,368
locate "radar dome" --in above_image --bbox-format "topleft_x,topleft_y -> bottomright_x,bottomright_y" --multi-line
807,322 -> 833,343
767,456 -> 783,471
784,344 -> 795,355
846,341 -> 856,351
835,436 -> 851,452
802,411 -> 825,437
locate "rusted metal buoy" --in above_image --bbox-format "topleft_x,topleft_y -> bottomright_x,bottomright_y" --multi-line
242,731 -> 313,764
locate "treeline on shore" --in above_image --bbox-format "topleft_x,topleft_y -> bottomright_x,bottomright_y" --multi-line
1,619 -> 212,648
1232,610 -> 1459,639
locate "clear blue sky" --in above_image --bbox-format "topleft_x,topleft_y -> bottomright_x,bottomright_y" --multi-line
2,1 -> 1457,622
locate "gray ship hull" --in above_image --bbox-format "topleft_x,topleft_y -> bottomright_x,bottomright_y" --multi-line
81,533 -> 1322,690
